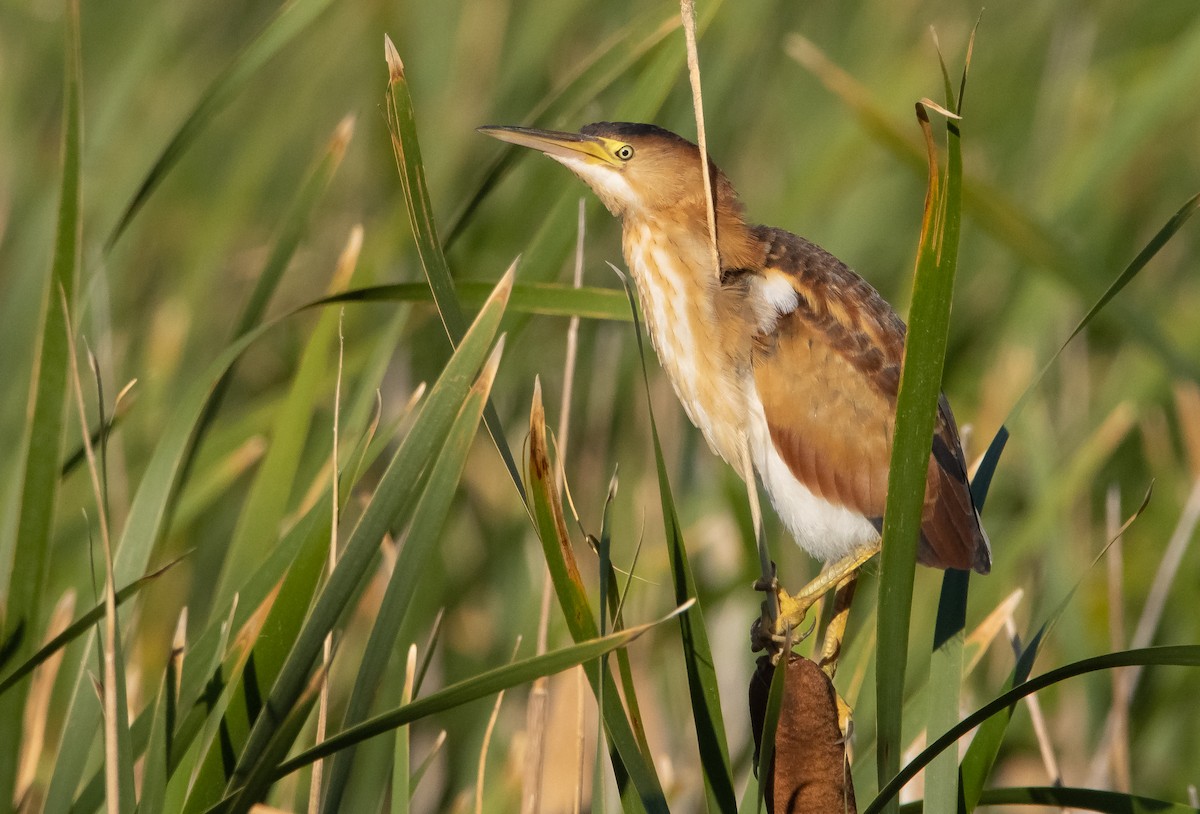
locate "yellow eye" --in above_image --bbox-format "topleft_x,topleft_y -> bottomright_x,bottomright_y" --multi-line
615,144 -> 634,160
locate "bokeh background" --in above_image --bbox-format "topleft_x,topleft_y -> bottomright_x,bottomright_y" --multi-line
2,0 -> 1199,810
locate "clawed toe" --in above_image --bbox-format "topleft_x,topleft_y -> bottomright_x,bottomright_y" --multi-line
749,595 -> 818,655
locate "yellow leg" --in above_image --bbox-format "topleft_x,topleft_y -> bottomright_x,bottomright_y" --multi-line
818,572 -> 859,680
774,544 -> 878,641
751,544 -> 878,656
819,572 -> 860,744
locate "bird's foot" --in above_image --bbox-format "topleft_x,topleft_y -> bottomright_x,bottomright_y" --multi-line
750,570 -> 818,657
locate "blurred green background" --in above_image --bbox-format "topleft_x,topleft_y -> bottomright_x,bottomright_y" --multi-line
2,0 -> 1199,809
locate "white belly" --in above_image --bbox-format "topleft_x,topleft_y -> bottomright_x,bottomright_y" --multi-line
745,388 -> 880,562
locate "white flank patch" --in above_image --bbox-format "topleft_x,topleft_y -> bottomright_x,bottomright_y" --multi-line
752,273 -> 800,333
745,389 -> 879,562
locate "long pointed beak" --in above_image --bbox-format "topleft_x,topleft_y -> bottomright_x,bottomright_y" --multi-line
477,125 -> 617,166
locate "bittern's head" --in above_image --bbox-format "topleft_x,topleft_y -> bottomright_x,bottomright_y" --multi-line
478,122 -> 740,221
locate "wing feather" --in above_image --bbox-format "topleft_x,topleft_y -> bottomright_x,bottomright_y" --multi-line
747,227 -> 990,573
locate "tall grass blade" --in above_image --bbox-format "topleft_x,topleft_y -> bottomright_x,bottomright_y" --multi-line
64,289 -> 136,811
875,92 -> 965,814
41,324 -> 305,809
527,380 -> 666,812
391,646 -> 416,814
923,39 -> 973,814
180,502 -> 339,808
223,666 -> 329,814
140,662 -> 175,813
228,268 -> 512,791
384,37 -> 526,502
940,189 -> 1199,794
617,268 -> 734,809
924,569 -> 968,814
0,1 -> 82,801
319,339 -> 504,813
966,785 -> 1198,812
45,270 -> 504,810
179,597 -> 276,814
202,621 -> 681,812
596,473 -> 653,760
1004,191 -> 1200,427
972,185 -> 1200,517
104,0 -> 335,249
68,363 -> 400,813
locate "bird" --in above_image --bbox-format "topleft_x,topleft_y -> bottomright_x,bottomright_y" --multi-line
478,121 -> 990,665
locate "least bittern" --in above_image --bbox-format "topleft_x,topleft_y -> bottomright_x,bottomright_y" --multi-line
480,122 -> 990,672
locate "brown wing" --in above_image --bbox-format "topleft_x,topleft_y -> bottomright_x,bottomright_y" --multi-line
747,227 -> 990,574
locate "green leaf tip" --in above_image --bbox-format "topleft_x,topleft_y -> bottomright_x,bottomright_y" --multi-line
384,35 -> 404,83
475,334 -> 507,395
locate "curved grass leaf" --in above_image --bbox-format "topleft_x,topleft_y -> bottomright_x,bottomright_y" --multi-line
104,0 -> 335,249
900,785 -> 1200,813
0,554 -> 185,697
1001,191 -> 1200,433
69,300 -> 414,812
225,665 -> 328,814
866,645 -> 1200,814
178,474 -> 349,811
956,188 -> 1177,783
322,281 -> 632,322
43,323 -> 297,810
277,613 -> 687,783
179,595 -> 280,814
71,450 -> 380,813
139,642 -> 182,814
976,786 -> 1198,812
196,617 -> 686,813
596,471 -> 654,762
924,569 -> 969,814
952,483 -> 1152,811
967,192 -> 1198,531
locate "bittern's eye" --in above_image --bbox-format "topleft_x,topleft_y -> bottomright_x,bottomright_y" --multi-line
614,144 -> 634,161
